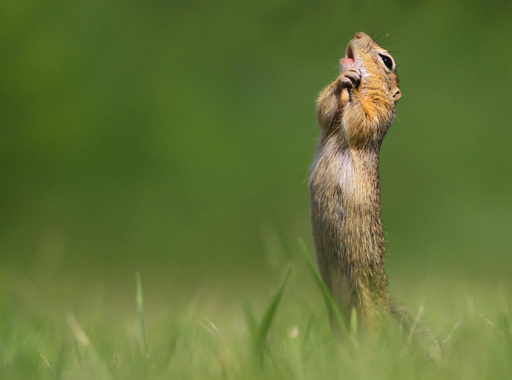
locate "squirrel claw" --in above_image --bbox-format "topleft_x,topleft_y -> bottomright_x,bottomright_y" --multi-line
340,69 -> 361,89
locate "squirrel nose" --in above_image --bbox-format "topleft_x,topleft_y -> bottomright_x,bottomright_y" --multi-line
354,32 -> 366,39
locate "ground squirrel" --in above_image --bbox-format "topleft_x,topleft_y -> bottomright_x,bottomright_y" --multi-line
310,32 -> 402,330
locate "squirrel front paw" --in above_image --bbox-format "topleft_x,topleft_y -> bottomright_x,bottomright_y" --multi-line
340,69 -> 361,89
336,69 -> 361,108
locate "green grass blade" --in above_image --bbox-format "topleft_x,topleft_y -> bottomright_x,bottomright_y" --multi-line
299,239 -> 350,341
407,299 -> 425,346
52,342 -> 68,380
499,288 -> 510,340
254,267 -> 291,365
350,307 -> 358,340
501,312 -> 510,338
67,314 -> 113,380
136,272 -> 147,357
302,314 -> 314,347
243,298 -> 258,342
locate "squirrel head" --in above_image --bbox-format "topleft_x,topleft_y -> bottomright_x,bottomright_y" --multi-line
334,32 -> 401,149
340,32 -> 401,104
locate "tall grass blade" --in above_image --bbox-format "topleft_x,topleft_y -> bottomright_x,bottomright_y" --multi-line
480,313 -> 497,332
243,298 -> 258,341
302,314 -> 314,347
299,239 -> 350,341
499,287 -> 510,339
254,267 -> 291,365
441,322 -> 459,345
407,300 -> 425,345
350,307 -> 358,340
67,314 -> 113,380
52,343 -> 68,380
136,271 -> 147,357
501,312 -> 510,339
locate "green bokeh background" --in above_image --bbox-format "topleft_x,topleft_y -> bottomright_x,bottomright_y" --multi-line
2,0 -> 511,305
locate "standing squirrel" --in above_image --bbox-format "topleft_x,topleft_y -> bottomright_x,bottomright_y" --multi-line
310,32 -> 402,329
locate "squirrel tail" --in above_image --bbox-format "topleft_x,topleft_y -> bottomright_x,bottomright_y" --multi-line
390,299 -> 414,331
390,299 -> 441,356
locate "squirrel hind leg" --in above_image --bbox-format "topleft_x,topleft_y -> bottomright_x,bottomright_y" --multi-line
390,299 -> 413,331
330,275 -> 357,323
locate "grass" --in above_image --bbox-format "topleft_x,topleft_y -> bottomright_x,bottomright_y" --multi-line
1,254 -> 512,380
300,240 -> 350,342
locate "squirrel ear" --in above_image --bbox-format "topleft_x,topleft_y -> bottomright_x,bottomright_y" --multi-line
392,89 -> 402,101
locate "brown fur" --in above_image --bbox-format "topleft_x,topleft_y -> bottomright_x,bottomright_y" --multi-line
310,32 -> 401,330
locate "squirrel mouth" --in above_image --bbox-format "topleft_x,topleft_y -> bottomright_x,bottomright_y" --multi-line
339,44 -> 355,71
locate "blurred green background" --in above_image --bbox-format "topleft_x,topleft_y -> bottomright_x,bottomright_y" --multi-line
1,0 -> 511,307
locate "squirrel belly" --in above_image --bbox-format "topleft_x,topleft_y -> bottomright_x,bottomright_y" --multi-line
310,135 -> 389,326
310,32 -> 401,329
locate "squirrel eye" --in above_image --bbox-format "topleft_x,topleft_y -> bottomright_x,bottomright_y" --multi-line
379,54 -> 393,70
